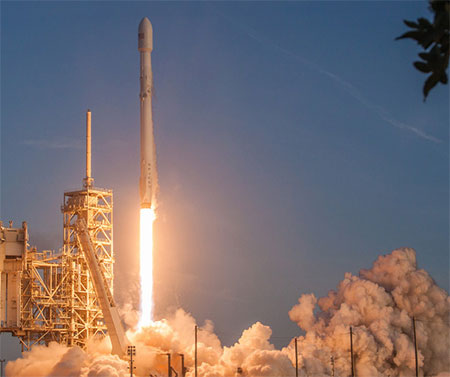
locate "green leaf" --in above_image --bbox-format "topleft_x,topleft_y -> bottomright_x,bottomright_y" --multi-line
403,19 -> 419,28
414,61 -> 432,73
419,52 -> 430,61
417,17 -> 432,28
423,73 -> 440,98
396,30 -> 423,41
420,32 -> 436,49
426,46 -> 443,71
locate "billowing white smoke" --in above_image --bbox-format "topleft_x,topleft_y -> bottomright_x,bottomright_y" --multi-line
6,248 -> 449,377
287,248 -> 449,377
4,339 -> 129,377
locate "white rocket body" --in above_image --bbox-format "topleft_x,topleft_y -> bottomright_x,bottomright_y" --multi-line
138,17 -> 158,209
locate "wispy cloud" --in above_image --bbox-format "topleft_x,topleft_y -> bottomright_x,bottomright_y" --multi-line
22,138 -> 84,149
215,9 -> 442,144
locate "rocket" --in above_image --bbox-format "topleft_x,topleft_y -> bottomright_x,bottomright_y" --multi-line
138,17 -> 158,209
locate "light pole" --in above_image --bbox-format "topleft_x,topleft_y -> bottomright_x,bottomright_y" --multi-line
194,325 -> 198,377
413,317 -> 419,377
178,353 -> 187,377
0,359 -> 5,377
166,353 -> 172,377
127,346 -> 136,377
164,353 -> 179,377
350,327 -> 355,377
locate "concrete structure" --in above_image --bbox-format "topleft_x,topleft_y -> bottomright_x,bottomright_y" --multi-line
139,17 -> 158,209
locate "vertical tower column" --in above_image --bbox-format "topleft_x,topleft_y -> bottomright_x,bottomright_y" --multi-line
84,110 -> 93,188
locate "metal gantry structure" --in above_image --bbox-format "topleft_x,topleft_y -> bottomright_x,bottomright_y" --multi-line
19,246 -> 70,348
1,110 -> 122,353
0,221 -> 70,350
61,186 -> 114,348
60,185 -> 114,348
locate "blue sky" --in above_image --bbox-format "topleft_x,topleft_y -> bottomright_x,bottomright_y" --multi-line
1,1 -> 448,358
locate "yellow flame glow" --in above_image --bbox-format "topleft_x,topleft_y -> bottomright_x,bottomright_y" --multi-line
139,207 -> 156,328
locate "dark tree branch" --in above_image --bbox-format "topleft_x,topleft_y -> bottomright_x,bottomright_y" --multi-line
397,0 -> 449,100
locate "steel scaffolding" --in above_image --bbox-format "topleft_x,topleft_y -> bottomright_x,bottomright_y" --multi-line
61,187 -> 114,348
1,110 -> 118,352
19,248 -> 67,349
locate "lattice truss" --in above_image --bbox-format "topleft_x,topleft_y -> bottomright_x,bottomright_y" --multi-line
20,248 -> 68,349
16,187 -> 114,351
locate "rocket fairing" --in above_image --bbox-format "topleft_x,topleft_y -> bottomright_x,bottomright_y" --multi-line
139,17 -> 158,209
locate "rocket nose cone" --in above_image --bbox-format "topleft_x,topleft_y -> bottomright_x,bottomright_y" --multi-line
138,17 -> 153,51
139,17 -> 152,34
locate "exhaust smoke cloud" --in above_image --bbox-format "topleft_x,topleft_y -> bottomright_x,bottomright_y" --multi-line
5,248 -> 449,377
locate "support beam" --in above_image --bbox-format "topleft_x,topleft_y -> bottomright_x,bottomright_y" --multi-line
75,218 -> 126,356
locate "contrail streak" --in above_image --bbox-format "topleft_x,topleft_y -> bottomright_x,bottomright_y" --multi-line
214,9 -> 442,144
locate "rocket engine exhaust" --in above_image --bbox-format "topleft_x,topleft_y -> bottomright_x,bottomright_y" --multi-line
139,208 -> 156,327
138,17 -> 158,328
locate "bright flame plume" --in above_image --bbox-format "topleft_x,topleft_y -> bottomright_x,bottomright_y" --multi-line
139,207 -> 156,328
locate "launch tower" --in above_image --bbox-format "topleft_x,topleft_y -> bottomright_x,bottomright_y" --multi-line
61,110 -> 113,346
61,188 -> 114,346
0,110 -> 122,353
